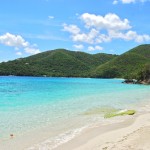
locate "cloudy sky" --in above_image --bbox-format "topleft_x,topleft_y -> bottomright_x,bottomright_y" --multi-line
0,0 -> 150,61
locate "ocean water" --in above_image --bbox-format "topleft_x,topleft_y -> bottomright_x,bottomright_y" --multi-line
0,76 -> 150,149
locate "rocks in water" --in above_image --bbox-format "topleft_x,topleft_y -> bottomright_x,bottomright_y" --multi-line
122,78 -> 150,85
122,79 -> 137,84
137,79 -> 150,85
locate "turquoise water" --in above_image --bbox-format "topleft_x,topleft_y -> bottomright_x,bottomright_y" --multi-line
0,76 -> 150,141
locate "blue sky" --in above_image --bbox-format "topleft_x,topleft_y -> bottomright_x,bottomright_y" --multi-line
0,0 -> 150,62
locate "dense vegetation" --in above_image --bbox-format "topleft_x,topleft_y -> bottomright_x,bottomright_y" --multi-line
92,44 -> 150,79
137,64 -> 150,84
0,49 -> 117,77
0,45 -> 149,83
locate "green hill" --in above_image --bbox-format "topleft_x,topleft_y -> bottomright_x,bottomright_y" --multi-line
92,44 -> 150,78
0,49 -> 117,77
0,45 -> 149,79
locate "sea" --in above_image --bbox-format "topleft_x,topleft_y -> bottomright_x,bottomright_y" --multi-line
0,76 -> 150,149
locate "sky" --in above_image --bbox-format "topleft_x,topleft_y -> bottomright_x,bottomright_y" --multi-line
0,0 -> 150,62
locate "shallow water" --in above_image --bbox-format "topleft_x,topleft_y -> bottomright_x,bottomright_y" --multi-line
0,76 -> 150,148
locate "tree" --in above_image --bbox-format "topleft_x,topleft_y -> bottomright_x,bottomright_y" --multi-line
137,64 -> 150,84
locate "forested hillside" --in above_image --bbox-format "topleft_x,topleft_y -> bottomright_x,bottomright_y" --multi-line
92,45 -> 150,79
0,45 -> 149,80
0,49 -> 117,77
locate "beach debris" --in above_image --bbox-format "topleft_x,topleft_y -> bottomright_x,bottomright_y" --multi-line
104,109 -> 136,118
10,134 -> 14,138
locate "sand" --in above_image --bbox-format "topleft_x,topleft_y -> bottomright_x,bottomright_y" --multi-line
1,113 -> 150,150
54,113 -> 150,150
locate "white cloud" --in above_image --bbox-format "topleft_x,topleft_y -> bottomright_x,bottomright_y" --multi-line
80,13 -> 131,31
108,30 -> 150,42
0,33 -> 41,55
73,44 -> 84,50
63,13 -> 150,45
122,0 -> 135,3
113,0 -> 119,4
96,34 -> 111,43
16,52 -> 22,56
63,24 -> 80,35
72,28 -> 99,44
88,46 -> 95,51
113,0 -> 150,4
48,16 -> 54,19
88,45 -> 103,51
95,45 -> 103,50
0,32 -> 29,48
24,47 -> 40,55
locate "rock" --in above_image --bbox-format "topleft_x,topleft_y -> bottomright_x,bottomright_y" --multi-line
122,79 -> 137,84
104,109 -> 136,118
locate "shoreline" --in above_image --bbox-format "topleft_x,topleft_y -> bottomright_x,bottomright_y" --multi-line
54,115 -> 136,150
1,96 -> 150,150
53,112 -> 150,150
1,111 -> 150,150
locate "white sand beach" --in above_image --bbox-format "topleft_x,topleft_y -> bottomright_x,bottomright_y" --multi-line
54,113 -> 150,150
1,111 -> 150,150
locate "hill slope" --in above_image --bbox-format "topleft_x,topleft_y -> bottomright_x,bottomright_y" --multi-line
92,44 -> 150,78
0,49 -> 117,77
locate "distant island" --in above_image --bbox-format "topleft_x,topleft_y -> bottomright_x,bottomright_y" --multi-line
0,44 -> 150,84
